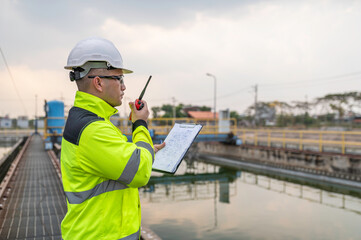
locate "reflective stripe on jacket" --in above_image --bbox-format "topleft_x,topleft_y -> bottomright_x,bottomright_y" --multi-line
60,91 -> 154,240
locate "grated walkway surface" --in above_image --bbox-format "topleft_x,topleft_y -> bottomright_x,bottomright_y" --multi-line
0,135 -> 66,240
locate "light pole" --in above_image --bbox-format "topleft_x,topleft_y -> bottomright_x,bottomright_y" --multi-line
206,73 -> 217,120
35,94 -> 38,134
172,97 -> 176,124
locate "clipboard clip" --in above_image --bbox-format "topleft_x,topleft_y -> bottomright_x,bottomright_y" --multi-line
179,123 -> 197,128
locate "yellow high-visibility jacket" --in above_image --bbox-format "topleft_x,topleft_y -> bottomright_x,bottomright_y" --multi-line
60,91 -> 154,240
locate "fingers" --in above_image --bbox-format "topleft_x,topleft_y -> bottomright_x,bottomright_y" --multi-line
129,101 -> 135,111
154,142 -> 166,153
129,100 -> 149,122
157,142 -> 166,149
141,100 -> 148,109
129,100 -> 147,111
128,102 -> 135,122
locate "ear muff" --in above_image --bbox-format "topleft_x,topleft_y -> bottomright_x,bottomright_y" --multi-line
69,68 -> 83,81
69,71 -> 80,81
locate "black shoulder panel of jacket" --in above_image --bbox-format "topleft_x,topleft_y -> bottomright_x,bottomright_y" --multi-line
63,107 -> 104,145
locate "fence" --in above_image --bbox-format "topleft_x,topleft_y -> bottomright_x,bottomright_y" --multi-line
236,128 -> 361,154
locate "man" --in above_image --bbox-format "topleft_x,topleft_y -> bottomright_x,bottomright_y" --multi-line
61,37 -> 165,239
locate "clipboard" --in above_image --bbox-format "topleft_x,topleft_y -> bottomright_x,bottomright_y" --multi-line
152,123 -> 203,174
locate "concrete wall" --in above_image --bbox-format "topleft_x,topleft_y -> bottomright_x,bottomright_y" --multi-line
198,142 -> 361,178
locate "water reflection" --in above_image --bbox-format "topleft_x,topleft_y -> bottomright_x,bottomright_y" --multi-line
0,142 -> 16,158
242,173 -> 361,215
144,169 -> 238,204
141,159 -> 361,240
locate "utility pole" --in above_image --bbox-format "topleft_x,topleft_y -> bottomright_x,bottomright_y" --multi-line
305,95 -> 308,127
254,84 -> 258,126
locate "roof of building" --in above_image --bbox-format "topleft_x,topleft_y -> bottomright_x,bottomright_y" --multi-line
187,111 -> 218,119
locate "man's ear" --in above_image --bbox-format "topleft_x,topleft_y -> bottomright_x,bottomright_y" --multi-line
92,76 -> 103,92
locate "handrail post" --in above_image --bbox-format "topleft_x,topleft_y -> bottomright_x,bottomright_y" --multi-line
242,130 -> 245,144
299,132 -> 303,150
267,130 -> 271,147
319,133 -> 323,152
254,130 -> 258,146
44,117 -> 47,139
282,131 -> 285,148
341,133 -> 345,154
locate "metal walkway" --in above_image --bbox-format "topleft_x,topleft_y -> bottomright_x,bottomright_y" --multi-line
0,134 -> 66,240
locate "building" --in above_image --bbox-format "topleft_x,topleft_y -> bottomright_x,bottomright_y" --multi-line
187,111 -> 218,119
0,116 -> 12,128
17,116 -> 29,128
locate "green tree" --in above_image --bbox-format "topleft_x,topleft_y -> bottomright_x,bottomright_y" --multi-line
199,106 -> 211,111
175,104 -> 187,118
151,106 -> 161,118
230,111 -> 240,120
161,104 -> 174,118
316,92 -> 361,122
159,104 -> 188,118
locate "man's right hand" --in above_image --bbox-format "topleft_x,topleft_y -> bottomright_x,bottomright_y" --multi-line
129,100 -> 149,123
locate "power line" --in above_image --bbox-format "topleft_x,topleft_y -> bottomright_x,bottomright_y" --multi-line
260,76 -> 361,92
191,85 -> 252,103
0,47 -> 27,115
261,71 -> 361,87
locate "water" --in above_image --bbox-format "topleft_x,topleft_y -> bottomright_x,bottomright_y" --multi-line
140,159 -> 361,240
0,142 -> 15,159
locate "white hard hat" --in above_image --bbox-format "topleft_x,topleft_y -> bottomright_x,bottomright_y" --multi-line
65,37 -> 132,80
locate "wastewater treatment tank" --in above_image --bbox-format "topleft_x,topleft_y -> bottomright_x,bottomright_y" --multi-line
45,100 -> 65,149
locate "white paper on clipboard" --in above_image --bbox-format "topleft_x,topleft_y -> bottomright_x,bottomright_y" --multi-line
153,123 -> 202,174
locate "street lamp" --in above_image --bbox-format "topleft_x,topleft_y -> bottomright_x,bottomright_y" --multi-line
206,73 -> 217,120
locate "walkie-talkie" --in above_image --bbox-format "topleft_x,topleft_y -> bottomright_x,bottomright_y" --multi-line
129,75 -> 152,120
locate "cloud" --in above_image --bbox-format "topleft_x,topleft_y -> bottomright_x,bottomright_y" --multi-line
96,2 -> 361,113
1,0 -> 361,117
0,65 -> 76,117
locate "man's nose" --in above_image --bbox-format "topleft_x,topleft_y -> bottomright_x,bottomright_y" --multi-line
121,83 -> 126,91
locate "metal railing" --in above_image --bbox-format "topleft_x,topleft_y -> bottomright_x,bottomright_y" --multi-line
43,117 -> 66,139
107,117 -> 238,136
41,116 -> 361,155
0,129 -> 33,137
236,128 -> 361,154
43,116 -> 238,139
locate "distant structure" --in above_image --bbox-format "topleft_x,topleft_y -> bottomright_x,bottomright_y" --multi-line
187,111 -> 219,120
17,116 -> 29,128
37,118 -> 45,129
219,109 -> 230,133
0,116 -> 12,128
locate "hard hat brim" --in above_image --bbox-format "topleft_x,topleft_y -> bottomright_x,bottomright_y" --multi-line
64,65 -> 133,74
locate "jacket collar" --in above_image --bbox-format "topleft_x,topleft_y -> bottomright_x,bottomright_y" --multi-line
74,91 -> 118,119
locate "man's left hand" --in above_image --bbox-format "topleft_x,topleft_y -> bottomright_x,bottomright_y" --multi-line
154,142 -> 166,153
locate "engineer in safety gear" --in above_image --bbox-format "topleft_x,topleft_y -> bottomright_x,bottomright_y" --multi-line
61,37 -> 165,240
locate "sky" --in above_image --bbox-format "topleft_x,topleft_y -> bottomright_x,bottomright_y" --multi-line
1,0 -> 361,118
